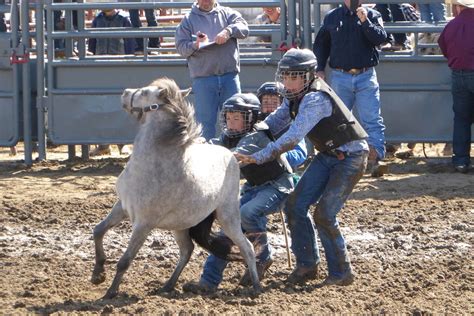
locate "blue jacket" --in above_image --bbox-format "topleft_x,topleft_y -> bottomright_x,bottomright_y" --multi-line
88,12 -> 136,55
313,5 -> 387,71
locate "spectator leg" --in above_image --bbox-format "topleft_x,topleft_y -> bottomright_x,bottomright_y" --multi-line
129,9 -> 144,52
389,4 -> 408,47
145,9 -> 160,48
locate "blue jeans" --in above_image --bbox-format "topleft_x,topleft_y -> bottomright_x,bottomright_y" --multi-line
329,68 -> 386,159
418,3 -> 446,24
451,70 -> 474,167
192,72 -> 241,140
375,4 -> 408,46
200,184 -> 287,287
129,9 -> 160,50
285,151 -> 367,277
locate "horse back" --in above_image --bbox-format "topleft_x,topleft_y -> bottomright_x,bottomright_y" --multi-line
116,142 -> 240,230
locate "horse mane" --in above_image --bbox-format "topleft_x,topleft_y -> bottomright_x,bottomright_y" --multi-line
148,77 -> 201,147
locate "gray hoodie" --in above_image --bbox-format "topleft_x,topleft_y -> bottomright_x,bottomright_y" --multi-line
175,2 -> 249,79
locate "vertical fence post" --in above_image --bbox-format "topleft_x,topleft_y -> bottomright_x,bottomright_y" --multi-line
76,0 -> 86,59
302,0 -> 311,48
287,0 -> 297,45
280,0 -> 287,44
36,0 -> 46,160
9,0 -> 21,155
21,0 -> 32,165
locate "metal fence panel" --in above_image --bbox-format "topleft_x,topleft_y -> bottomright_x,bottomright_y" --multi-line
47,60 -> 278,143
0,36 -> 19,147
49,94 -> 139,144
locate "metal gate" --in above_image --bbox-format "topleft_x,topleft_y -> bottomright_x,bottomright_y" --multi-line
1,0 -> 470,165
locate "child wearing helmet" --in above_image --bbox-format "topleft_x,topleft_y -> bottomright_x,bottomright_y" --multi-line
257,81 -> 309,168
235,48 -> 369,286
183,93 -> 307,293
257,82 -> 284,120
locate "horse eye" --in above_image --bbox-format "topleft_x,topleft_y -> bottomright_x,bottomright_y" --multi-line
142,90 -> 149,96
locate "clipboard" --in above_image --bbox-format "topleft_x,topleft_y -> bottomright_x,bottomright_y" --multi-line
198,41 -> 217,49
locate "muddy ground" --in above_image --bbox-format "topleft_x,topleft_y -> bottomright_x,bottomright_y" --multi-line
0,144 -> 473,314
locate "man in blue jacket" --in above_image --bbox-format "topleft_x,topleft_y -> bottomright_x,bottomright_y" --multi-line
175,0 -> 249,140
313,1 -> 387,174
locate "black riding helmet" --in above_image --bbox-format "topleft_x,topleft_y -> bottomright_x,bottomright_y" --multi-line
220,93 -> 261,138
276,48 -> 318,101
256,82 -> 284,102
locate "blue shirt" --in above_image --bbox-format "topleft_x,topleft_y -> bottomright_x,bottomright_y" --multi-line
252,91 -> 368,165
313,5 -> 387,71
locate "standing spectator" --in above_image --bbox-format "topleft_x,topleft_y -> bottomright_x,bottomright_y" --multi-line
123,0 -> 160,54
313,0 -> 387,173
175,0 -> 249,140
375,4 -> 411,51
183,93 -> 306,293
254,6 -> 281,24
235,49 -> 368,286
438,0 -> 474,173
88,9 -> 135,156
418,1 -> 447,24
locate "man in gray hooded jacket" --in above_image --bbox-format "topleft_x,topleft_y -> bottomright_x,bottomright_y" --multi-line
175,0 -> 249,140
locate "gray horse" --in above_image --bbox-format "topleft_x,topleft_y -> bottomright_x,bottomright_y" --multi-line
91,77 -> 261,299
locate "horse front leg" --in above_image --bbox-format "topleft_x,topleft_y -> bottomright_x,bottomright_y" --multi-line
103,223 -> 152,299
218,209 -> 262,295
92,200 -> 127,285
161,229 -> 194,292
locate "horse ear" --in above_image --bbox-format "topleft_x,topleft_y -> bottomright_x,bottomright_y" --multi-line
180,88 -> 192,98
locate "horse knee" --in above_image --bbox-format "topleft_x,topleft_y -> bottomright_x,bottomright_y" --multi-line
117,256 -> 132,273
93,222 -> 106,240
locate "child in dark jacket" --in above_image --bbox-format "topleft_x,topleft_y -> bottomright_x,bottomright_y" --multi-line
88,9 -> 136,55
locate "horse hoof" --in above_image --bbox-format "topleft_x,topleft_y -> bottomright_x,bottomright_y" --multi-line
101,290 -> 117,300
160,284 -> 174,293
91,272 -> 106,285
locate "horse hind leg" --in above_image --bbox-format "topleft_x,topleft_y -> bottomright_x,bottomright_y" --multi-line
161,229 -> 194,292
103,223 -> 153,299
217,207 -> 262,295
91,200 -> 127,285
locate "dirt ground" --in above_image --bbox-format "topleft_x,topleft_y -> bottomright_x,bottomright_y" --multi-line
1,143 -> 473,314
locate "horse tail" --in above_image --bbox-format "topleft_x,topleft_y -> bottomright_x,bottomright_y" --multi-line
189,212 -> 244,262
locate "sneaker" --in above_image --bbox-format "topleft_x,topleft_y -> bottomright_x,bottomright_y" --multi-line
239,258 -> 273,286
454,165 -> 469,174
286,265 -> 318,285
323,270 -> 355,286
182,280 -> 217,294
90,145 -> 111,157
